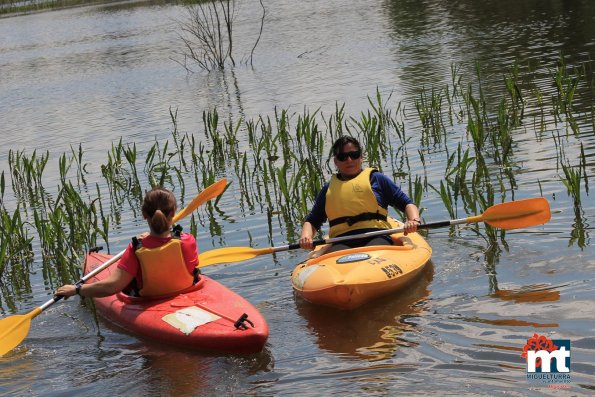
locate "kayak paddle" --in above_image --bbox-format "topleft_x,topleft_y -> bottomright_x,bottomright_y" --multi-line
198,197 -> 551,267
0,178 -> 227,357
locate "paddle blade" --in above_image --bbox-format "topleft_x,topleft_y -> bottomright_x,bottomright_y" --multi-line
198,247 -> 274,267
0,308 -> 40,356
173,179 -> 227,223
481,198 -> 551,229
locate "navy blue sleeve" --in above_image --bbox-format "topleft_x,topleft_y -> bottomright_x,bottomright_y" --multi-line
370,171 -> 413,213
304,183 -> 329,231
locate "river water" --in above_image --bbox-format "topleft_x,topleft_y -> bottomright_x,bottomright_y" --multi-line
1,0 -> 594,395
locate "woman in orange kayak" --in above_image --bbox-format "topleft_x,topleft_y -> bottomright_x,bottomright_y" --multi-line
299,135 -> 421,252
57,187 -> 199,298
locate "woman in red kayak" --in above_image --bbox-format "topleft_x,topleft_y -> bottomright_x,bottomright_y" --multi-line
299,135 -> 421,252
57,187 -> 199,298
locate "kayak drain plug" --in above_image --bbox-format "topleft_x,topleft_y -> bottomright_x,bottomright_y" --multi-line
234,313 -> 254,330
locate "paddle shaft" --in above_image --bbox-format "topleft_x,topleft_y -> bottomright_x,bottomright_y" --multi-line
271,218 -> 467,253
197,197 -> 550,269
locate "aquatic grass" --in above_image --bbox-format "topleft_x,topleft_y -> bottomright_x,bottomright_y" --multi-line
349,90 -> 396,169
95,183 -> 110,252
560,161 -> 583,209
0,0 -> 100,15
389,101 -> 407,145
3,56 -> 595,291
0,204 -> 34,279
203,109 -> 226,164
169,108 -> 190,172
470,183 -> 506,247
295,108 -> 324,165
101,139 -> 129,206
450,63 -> 463,98
414,86 -> 446,145
8,149 -> 50,211
70,144 -> 88,187
463,86 -> 486,155
433,180 -> 455,220
123,143 -> 142,201
503,62 -> 525,126
445,143 -> 475,180
441,142 -> 476,208
551,54 -> 581,117
407,174 -> 424,213
321,102 -> 346,143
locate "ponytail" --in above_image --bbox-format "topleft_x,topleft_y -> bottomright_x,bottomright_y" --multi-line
142,187 -> 177,234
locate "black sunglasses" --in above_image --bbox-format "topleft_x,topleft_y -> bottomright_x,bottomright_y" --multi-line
335,150 -> 362,161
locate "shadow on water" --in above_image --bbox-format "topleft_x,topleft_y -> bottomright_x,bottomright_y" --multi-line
294,261 -> 434,361
118,341 -> 275,396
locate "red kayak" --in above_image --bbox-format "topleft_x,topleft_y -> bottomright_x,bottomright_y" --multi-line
84,251 -> 268,354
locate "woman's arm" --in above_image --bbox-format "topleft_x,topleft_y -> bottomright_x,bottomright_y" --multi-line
298,184 -> 329,250
299,221 -> 318,250
56,267 -> 135,298
374,172 -> 420,234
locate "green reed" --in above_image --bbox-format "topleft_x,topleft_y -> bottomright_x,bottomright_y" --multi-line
503,62 -> 524,126
0,190 -> 33,281
351,89 -> 396,169
551,53 -> 581,117
560,161 -> 583,208
433,180 -> 455,220
296,108 -> 325,164
415,86 -> 447,145
2,57 -> 594,291
321,102 -> 346,143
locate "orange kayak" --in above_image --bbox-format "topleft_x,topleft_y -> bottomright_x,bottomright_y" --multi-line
84,251 -> 268,354
291,219 -> 432,310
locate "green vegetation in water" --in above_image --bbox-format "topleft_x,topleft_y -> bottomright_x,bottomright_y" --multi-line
0,0 -> 204,16
0,57 -> 592,302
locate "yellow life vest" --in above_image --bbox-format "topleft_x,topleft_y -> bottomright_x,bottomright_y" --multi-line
325,167 -> 390,237
135,238 -> 195,297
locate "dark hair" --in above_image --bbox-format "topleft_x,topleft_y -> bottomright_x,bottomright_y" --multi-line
142,187 -> 177,234
331,136 -> 362,157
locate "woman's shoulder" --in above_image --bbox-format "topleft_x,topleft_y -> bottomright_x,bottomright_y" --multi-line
369,169 -> 393,183
180,232 -> 197,242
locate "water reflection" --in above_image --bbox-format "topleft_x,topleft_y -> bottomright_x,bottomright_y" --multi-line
0,351 -> 38,395
492,283 -> 561,304
295,262 -> 433,361
122,341 -> 274,396
384,0 -> 595,83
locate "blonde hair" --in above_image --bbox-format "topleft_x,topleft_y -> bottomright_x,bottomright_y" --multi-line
142,187 -> 176,234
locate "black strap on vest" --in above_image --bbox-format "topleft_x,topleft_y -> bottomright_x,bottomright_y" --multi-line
329,211 -> 388,227
172,224 -> 183,238
132,236 -> 142,251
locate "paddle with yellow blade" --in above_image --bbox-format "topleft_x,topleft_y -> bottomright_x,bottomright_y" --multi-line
198,197 -> 551,267
0,178 -> 227,357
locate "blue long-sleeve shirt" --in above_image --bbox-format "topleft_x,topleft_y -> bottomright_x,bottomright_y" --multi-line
305,171 -> 413,231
